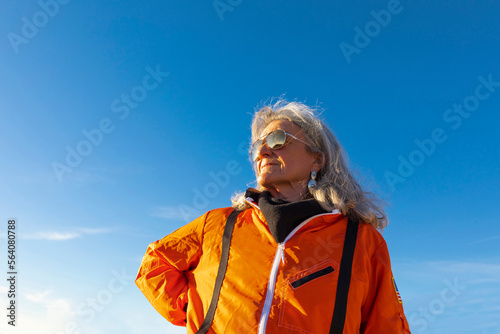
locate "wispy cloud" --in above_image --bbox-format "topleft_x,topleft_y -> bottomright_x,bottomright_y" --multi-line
53,165 -> 155,184
79,227 -> 114,234
21,226 -> 113,241
25,290 -> 74,318
22,290 -> 76,333
150,206 -> 184,220
23,232 -> 81,240
395,259 -> 500,333
26,290 -> 52,303
469,233 -> 500,245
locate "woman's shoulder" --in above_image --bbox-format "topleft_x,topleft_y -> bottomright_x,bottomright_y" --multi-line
356,219 -> 388,251
206,206 -> 238,218
201,206 -> 242,227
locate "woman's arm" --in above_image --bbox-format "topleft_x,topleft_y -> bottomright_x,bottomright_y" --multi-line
361,241 -> 411,334
135,212 -> 207,326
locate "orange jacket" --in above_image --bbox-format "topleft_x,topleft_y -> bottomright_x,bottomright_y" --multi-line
136,202 -> 411,333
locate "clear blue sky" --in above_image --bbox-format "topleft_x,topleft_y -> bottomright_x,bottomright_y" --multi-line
1,1 -> 499,333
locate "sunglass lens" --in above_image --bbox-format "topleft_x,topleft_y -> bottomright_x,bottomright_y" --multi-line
251,139 -> 263,161
267,130 -> 286,149
251,130 -> 287,161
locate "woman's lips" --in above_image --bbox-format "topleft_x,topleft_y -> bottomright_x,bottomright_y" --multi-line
260,161 -> 278,171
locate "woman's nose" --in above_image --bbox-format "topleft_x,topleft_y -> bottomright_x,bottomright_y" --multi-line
256,142 -> 272,160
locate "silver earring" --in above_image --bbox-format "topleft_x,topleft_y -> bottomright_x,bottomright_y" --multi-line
308,170 -> 317,191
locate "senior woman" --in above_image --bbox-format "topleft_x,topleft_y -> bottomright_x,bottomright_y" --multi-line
136,100 -> 411,334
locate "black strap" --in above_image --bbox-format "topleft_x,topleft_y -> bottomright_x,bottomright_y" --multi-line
330,218 -> 359,334
196,209 -> 241,334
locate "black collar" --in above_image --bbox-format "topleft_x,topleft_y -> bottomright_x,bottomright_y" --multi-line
245,189 -> 329,243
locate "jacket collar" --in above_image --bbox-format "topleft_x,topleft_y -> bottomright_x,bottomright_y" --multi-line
245,188 -> 332,243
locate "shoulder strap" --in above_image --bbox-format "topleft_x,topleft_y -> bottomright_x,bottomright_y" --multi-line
196,209 -> 241,334
330,218 -> 359,334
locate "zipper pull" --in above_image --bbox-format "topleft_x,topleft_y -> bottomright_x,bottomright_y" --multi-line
279,244 -> 285,264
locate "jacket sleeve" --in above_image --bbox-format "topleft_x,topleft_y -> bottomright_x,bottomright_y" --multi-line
135,212 -> 207,326
361,241 -> 411,334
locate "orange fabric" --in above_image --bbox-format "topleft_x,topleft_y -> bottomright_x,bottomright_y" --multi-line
136,206 -> 411,333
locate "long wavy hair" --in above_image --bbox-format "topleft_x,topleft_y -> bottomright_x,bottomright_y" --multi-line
231,99 -> 388,230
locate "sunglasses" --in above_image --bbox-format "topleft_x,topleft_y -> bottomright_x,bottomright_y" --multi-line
250,129 -> 310,161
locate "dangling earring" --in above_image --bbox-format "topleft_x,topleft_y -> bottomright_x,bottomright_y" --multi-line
308,170 -> 317,191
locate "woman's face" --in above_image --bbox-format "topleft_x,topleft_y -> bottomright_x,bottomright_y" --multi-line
255,120 -> 321,198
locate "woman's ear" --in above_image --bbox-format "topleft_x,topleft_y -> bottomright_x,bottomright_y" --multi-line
312,152 -> 325,171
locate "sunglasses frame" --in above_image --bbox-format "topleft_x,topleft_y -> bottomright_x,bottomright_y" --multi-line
250,129 -> 310,161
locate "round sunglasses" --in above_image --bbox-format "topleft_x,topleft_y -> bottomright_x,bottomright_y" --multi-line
250,129 -> 310,161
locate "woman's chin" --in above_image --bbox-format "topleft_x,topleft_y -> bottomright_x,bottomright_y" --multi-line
257,174 -> 278,189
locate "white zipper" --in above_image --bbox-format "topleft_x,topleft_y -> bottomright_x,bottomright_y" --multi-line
257,211 -> 339,333
258,243 -> 283,334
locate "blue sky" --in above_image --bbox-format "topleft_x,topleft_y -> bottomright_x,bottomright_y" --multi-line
1,0 -> 499,333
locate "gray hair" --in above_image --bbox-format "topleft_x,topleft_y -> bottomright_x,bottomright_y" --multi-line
231,99 -> 388,230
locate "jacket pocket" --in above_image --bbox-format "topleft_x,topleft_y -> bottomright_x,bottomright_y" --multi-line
290,266 -> 335,289
279,260 -> 339,333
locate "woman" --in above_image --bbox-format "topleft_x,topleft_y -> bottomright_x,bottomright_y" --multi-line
136,100 -> 411,333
